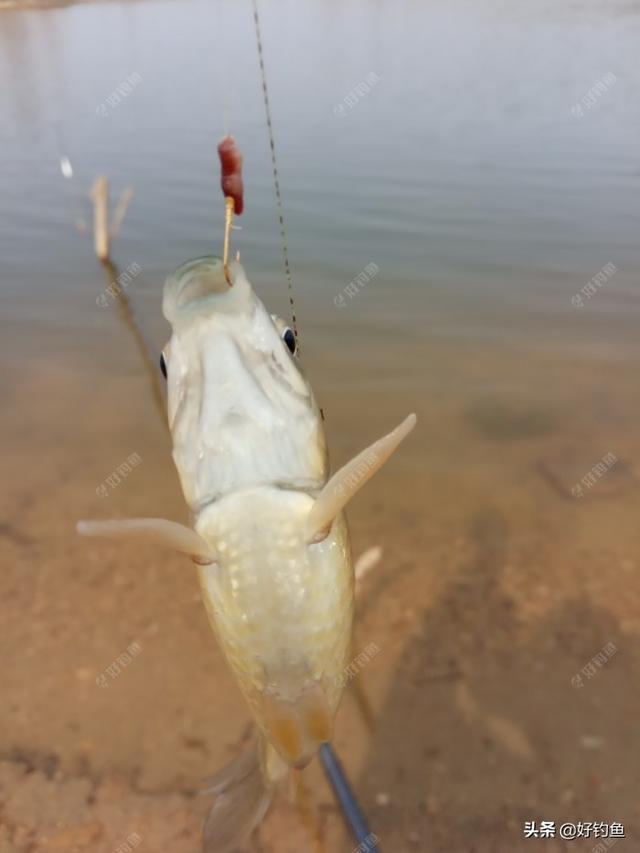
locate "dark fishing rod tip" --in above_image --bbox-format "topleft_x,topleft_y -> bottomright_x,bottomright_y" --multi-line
319,742 -> 380,852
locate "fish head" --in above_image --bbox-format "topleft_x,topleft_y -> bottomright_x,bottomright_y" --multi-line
162,256 -> 327,511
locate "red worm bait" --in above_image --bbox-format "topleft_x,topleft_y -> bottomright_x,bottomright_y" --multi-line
217,135 -> 244,215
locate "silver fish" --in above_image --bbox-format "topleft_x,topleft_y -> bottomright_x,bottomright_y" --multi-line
79,255 -> 416,850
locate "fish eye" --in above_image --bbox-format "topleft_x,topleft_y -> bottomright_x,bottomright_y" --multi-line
159,352 -> 167,379
282,327 -> 296,355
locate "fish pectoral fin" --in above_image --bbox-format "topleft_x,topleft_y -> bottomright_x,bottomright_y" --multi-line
76,517 -> 216,564
304,413 -> 417,543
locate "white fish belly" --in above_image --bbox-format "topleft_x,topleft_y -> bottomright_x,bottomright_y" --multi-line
195,487 -> 354,725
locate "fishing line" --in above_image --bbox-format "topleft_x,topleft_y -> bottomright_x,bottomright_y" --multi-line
250,7 -> 381,847
215,0 -> 232,137
251,0 -> 299,348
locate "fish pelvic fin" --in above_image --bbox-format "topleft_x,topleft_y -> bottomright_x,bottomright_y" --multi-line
262,683 -> 334,768
201,731 -> 287,852
305,413 -> 417,542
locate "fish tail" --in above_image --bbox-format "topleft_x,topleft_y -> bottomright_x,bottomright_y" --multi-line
201,731 -> 288,852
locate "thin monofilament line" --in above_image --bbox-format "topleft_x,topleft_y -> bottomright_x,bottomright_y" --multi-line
215,0 -> 232,137
251,0 -> 300,348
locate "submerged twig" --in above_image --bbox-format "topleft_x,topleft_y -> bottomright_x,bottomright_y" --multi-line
90,176 -> 166,427
110,186 -> 134,240
91,176 -> 134,261
91,176 -> 111,262
100,258 -> 167,426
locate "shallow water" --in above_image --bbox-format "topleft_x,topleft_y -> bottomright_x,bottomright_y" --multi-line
1,1 -> 640,850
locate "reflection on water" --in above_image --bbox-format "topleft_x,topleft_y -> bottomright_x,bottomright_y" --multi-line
1,0 -> 639,348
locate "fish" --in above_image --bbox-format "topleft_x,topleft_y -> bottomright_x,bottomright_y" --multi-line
78,255 -> 416,850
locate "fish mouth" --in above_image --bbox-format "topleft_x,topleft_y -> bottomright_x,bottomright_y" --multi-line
175,256 -> 229,305
163,256 -> 251,330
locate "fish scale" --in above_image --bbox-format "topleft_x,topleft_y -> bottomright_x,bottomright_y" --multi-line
195,487 -> 353,712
